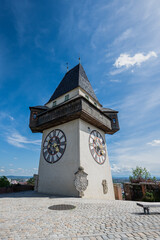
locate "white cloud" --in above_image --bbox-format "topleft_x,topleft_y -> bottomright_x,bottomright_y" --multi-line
7,167 -> 38,176
33,168 -> 38,171
9,116 -> 14,121
0,169 -> 5,173
148,140 -> 160,146
109,79 -> 121,83
111,164 -> 121,173
6,131 -> 41,148
108,133 -> 160,177
114,51 -> 157,68
111,163 -> 132,175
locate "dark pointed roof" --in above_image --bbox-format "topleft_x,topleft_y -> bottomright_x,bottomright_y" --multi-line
47,63 -> 99,103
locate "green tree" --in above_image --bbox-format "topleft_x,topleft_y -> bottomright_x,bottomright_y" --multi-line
129,166 -> 152,182
0,176 -> 10,187
27,177 -> 35,186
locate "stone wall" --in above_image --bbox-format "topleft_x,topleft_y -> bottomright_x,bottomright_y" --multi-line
0,185 -> 34,194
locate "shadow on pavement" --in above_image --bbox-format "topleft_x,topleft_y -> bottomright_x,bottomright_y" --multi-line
132,212 -> 160,215
0,190 -> 79,199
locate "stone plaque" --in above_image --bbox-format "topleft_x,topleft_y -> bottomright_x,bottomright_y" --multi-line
102,179 -> 108,194
74,167 -> 88,197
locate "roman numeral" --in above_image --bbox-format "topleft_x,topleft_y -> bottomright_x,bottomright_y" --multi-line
53,155 -> 58,162
59,147 -> 64,154
56,130 -> 60,137
44,151 -> 49,159
59,135 -> 64,140
46,154 -> 50,162
91,148 -> 94,155
57,152 -> 61,158
50,131 -> 55,138
44,141 -> 48,147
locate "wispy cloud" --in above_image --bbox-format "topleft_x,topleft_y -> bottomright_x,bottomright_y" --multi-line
109,135 -> 160,177
111,164 -> 121,173
118,83 -> 160,127
112,28 -> 133,45
9,0 -> 32,45
114,51 -> 157,68
148,140 -> 160,146
9,116 -> 14,121
0,112 -> 14,121
94,88 -> 99,94
111,163 -> 132,175
109,68 -> 126,76
6,167 -> 38,176
6,131 -> 41,148
109,79 -> 121,83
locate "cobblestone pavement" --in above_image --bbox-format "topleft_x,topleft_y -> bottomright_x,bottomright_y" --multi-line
0,191 -> 160,240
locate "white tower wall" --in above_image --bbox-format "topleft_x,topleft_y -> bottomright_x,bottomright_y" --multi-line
38,119 -> 114,199
38,119 -> 80,196
79,119 -> 115,199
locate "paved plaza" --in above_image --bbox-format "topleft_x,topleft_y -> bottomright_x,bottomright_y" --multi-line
0,191 -> 160,240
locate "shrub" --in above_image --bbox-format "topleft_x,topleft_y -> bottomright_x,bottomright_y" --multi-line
27,177 -> 35,186
143,191 -> 154,202
0,176 -> 10,187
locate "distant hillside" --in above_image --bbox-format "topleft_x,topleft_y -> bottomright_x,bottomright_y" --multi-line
112,176 -> 160,183
112,177 -> 129,183
6,176 -> 32,180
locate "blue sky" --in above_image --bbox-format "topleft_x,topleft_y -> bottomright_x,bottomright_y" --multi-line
0,0 -> 160,177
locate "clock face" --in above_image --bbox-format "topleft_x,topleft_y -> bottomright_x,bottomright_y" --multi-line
89,130 -> 106,165
43,129 -> 67,164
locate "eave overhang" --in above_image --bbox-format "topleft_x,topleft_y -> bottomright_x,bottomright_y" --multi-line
29,96 -> 117,134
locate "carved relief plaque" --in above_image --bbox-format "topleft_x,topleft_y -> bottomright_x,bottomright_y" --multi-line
102,180 -> 108,194
74,167 -> 88,197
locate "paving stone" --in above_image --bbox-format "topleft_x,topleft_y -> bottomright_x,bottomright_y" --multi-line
101,236 -> 108,240
0,191 -> 160,240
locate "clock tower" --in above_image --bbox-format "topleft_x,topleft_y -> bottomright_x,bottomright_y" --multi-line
29,63 -> 119,199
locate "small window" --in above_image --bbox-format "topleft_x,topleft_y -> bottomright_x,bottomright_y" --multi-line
65,94 -> 69,101
32,112 -> 37,120
113,118 -> 116,124
33,113 -> 37,119
85,95 -> 89,100
94,102 -> 97,106
53,101 -> 56,107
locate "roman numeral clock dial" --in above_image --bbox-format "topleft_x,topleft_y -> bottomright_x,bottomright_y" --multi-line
89,130 -> 106,164
43,129 -> 67,164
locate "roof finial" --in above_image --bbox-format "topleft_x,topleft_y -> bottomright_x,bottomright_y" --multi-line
78,57 -> 81,64
66,62 -> 69,72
